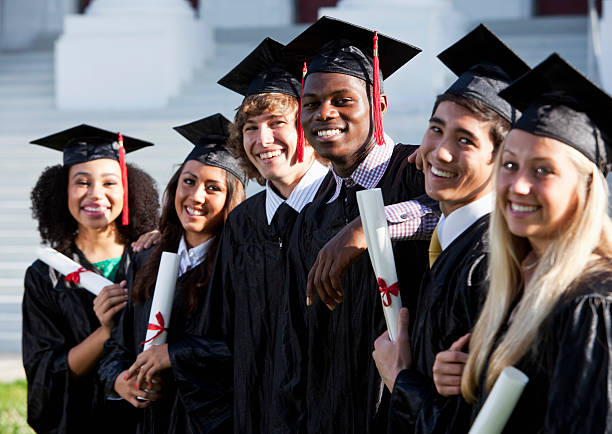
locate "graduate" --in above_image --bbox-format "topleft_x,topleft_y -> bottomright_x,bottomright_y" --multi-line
370,25 -> 530,433
23,125 -> 159,434
282,17 -> 432,433
453,53 -> 612,432
98,114 -> 246,434
201,38 -> 330,433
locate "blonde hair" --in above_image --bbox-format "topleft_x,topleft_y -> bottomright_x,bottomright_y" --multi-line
462,143 -> 612,402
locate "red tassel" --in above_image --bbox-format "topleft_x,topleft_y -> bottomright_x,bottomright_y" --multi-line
117,132 -> 129,226
372,31 -> 385,146
295,61 -> 307,163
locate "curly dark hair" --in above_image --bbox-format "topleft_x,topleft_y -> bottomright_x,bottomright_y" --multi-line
31,163 -> 160,252
432,93 -> 511,157
132,162 -> 245,315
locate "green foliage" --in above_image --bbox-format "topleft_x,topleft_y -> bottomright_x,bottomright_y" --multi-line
0,381 -> 33,434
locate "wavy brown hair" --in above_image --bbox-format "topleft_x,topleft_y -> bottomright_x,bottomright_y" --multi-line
30,163 -> 160,253
132,162 -> 245,314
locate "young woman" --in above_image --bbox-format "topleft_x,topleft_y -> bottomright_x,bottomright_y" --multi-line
23,125 -> 159,434
437,55 -> 612,432
99,114 -> 246,434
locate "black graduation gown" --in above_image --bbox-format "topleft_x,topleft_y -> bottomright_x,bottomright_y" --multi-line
287,143 -> 430,434
202,182 -> 331,434
22,244 -> 137,434
468,270 -> 612,433
99,252 -> 231,434
387,215 -> 490,433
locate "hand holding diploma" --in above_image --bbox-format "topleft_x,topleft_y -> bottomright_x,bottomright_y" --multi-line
36,246 -> 113,296
356,188 -> 402,340
373,307 -> 412,392
468,366 -> 529,434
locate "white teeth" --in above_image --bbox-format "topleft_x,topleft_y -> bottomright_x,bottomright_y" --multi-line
259,150 -> 282,160
186,206 -> 204,216
84,206 -> 104,212
510,203 -> 538,213
431,166 -> 456,178
317,129 -> 342,137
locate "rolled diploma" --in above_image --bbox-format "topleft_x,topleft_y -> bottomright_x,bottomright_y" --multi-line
356,188 -> 401,341
36,246 -> 112,296
143,251 -> 180,351
468,366 -> 529,434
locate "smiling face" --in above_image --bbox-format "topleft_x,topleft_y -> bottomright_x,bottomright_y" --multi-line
300,72 -> 384,176
67,158 -> 124,231
242,108 -> 313,197
174,160 -> 228,248
420,101 -> 496,215
497,129 -> 580,254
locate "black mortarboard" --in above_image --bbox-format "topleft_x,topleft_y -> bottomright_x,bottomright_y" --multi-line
174,114 -> 248,186
217,38 -> 301,98
437,24 -> 530,123
499,53 -> 612,174
284,16 -> 421,84
30,124 -> 152,166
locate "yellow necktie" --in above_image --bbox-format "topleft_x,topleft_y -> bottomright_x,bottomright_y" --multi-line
429,226 -> 442,267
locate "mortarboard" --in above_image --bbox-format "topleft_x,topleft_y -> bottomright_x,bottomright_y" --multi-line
31,124 -> 153,226
437,24 -> 530,123
174,114 -> 248,187
218,38 -> 301,99
499,53 -> 612,174
284,16 -> 421,146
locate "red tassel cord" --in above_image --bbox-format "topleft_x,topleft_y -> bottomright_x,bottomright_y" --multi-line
65,267 -> 89,285
372,31 -> 386,146
140,312 -> 168,346
295,61 -> 307,163
117,132 -> 129,226
377,277 -> 399,307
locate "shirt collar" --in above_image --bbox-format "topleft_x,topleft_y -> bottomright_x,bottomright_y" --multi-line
327,133 -> 395,203
177,235 -> 214,277
437,192 -> 493,250
265,160 -> 330,224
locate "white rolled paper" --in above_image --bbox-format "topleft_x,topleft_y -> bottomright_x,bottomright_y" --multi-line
468,366 -> 529,434
36,246 -> 113,296
142,251 -> 180,351
356,188 -> 402,341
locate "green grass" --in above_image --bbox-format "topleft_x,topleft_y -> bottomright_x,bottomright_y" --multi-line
0,381 -> 33,434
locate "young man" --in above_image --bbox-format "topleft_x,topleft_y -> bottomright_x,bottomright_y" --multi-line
371,25 -> 530,433
201,38 -> 331,433
282,17 -> 435,433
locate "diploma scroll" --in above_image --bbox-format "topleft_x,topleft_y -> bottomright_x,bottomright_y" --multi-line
142,251 -> 180,351
468,366 -> 529,434
36,246 -> 112,296
356,188 -> 402,341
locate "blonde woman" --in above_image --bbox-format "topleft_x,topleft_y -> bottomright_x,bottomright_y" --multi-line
437,54 -> 612,432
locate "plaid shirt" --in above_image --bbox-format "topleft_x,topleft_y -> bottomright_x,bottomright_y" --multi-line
328,134 -> 437,240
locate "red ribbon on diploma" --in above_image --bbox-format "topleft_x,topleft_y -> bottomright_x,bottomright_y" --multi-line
377,277 -> 399,307
65,267 -> 89,285
140,312 -> 168,346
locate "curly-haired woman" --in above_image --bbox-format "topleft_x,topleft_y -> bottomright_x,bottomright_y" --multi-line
22,124 -> 160,434
99,114 -> 246,434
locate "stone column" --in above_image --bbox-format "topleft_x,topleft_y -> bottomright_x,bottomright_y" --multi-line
56,0 -> 213,109
318,0 -> 466,142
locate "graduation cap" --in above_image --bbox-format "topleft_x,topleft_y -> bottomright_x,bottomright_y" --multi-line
499,53 -> 612,175
284,16 -> 421,146
174,114 -> 247,187
218,38 -> 302,98
437,24 -> 530,123
31,124 -> 153,226
218,38 -> 306,162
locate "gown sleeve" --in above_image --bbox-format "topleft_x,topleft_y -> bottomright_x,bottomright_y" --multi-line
543,292 -> 612,433
22,264 -> 73,432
